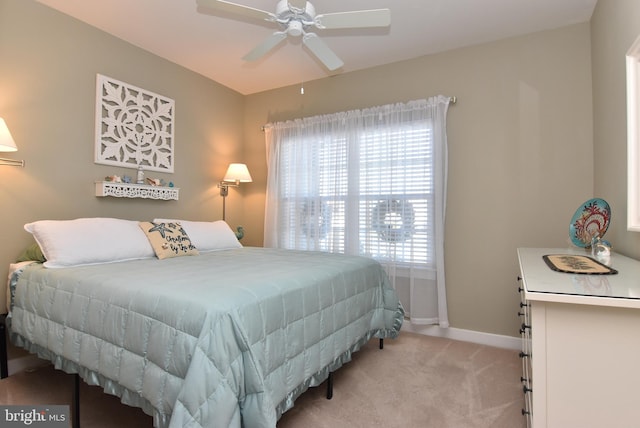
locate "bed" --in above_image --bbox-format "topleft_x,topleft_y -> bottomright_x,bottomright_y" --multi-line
4,218 -> 404,428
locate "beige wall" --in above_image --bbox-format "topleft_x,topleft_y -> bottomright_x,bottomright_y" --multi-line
0,0 -> 246,310
591,0 -> 640,258
1,0 -> 609,339
244,24 -> 594,337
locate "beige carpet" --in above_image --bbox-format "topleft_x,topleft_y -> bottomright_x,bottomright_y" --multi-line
0,332 -> 525,428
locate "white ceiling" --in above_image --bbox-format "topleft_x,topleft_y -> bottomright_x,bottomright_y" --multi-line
35,0 -> 597,95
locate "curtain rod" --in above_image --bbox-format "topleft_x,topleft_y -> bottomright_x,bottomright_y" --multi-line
261,96 -> 457,131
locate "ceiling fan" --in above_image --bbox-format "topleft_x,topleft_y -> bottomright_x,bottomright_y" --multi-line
196,0 -> 391,71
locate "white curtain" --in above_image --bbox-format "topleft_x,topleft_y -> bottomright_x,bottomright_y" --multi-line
264,96 -> 450,327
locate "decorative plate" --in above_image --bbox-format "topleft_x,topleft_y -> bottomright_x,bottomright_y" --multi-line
569,198 -> 611,247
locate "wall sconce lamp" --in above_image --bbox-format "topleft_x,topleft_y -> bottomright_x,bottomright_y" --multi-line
218,163 -> 252,221
0,118 -> 24,167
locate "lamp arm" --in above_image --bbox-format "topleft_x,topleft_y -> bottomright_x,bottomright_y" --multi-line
219,182 -> 229,197
218,180 -> 241,197
0,157 -> 24,167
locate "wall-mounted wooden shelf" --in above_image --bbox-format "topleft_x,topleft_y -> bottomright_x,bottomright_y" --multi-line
95,181 -> 179,200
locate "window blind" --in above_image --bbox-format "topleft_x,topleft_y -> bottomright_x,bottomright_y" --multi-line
276,119 -> 434,268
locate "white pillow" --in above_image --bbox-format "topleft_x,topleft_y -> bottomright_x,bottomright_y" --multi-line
153,219 -> 242,252
24,218 -> 155,268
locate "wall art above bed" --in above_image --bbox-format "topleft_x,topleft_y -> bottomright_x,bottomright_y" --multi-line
95,74 -> 175,173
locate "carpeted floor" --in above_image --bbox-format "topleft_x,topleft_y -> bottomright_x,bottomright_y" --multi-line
0,332 -> 525,428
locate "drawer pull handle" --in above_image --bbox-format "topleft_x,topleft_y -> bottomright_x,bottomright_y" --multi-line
519,351 -> 530,358
520,302 -> 529,308
522,409 -> 531,416
523,385 -> 532,394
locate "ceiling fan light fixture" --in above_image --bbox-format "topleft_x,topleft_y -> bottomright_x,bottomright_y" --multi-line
287,20 -> 303,37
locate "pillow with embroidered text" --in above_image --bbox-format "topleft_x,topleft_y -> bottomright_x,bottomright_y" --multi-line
152,219 -> 242,252
139,221 -> 199,259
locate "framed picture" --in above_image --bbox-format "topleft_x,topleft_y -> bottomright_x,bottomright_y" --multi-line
95,74 -> 175,173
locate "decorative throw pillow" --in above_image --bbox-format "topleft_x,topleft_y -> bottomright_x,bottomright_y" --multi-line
152,219 -> 242,252
139,221 -> 199,259
15,242 -> 46,263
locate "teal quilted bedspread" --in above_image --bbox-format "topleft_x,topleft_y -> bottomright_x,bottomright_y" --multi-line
8,247 -> 404,427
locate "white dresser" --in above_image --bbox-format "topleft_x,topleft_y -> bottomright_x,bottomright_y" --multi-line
517,247 -> 640,428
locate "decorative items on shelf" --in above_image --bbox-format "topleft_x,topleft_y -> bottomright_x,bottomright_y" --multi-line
146,177 -> 171,187
100,167 -> 176,200
104,174 -> 174,188
95,181 -> 179,200
105,175 -> 127,183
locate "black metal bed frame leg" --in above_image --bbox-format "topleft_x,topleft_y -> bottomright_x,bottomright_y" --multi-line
0,314 -> 8,379
72,373 -> 80,428
326,372 -> 333,400
324,337 -> 385,401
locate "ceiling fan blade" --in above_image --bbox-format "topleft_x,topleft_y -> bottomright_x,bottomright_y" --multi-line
315,9 -> 391,29
302,33 -> 343,71
197,0 -> 274,22
287,0 -> 307,12
243,32 -> 288,61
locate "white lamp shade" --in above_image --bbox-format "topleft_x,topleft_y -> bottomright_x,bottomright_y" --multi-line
223,163 -> 252,182
0,118 -> 17,152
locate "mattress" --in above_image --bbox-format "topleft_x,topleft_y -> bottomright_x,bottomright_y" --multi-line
7,247 -> 404,428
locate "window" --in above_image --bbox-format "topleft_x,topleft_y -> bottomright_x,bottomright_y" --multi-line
264,96 -> 451,326
272,112 -> 435,268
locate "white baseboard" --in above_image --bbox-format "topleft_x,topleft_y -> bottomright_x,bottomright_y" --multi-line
401,323 -> 521,350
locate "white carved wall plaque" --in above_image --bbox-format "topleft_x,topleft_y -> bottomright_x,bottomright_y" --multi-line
95,74 -> 175,173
